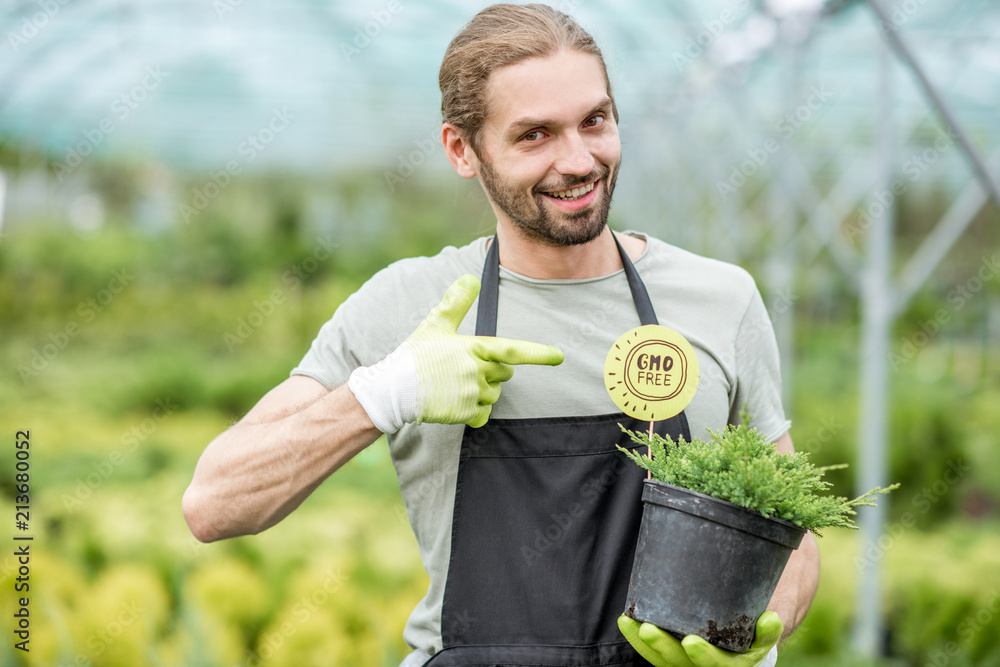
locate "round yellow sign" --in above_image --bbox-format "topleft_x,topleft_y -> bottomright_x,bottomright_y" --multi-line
604,324 -> 699,421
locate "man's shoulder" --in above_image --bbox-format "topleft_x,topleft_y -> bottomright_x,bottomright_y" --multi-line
362,236 -> 489,294
637,233 -> 757,294
326,237 -> 489,354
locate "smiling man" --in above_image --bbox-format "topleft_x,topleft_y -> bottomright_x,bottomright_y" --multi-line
466,51 -> 617,248
183,4 -> 819,667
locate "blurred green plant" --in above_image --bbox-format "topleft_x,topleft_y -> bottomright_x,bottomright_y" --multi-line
2,222 -> 999,666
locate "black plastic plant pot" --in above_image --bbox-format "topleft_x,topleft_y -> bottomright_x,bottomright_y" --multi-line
624,479 -> 806,653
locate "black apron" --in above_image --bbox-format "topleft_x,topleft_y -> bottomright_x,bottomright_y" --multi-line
426,235 -> 691,666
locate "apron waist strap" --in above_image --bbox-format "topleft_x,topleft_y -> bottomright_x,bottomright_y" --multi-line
424,640 -> 654,666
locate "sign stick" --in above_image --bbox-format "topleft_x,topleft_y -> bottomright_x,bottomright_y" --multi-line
647,421 -> 654,480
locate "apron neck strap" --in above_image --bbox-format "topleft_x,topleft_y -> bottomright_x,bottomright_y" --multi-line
476,233 -> 658,337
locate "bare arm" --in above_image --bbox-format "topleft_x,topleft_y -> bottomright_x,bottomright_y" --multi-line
766,431 -> 821,641
182,375 -> 382,542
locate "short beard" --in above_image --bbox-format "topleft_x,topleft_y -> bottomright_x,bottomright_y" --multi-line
477,155 -> 618,247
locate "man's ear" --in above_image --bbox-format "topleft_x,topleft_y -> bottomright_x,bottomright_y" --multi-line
442,123 -> 478,179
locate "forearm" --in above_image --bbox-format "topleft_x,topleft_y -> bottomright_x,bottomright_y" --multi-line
766,531 -> 820,641
182,383 -> 382,542
182,275 -> 562,542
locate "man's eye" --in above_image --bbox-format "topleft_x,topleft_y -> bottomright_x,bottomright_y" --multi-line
584,115 -> 605,128
523,131 -> 543,142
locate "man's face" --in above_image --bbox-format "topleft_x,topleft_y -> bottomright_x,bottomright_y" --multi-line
473,48 -> 621,247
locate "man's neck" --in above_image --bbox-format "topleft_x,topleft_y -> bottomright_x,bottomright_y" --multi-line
493,224 -> 645,280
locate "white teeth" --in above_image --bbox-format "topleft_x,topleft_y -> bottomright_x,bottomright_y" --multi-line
547,182 -> 594,200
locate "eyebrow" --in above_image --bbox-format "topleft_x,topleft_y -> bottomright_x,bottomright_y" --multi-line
504,96 -> 614,137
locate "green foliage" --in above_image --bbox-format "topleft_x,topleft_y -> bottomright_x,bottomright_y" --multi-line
616,418 -> 898,534
781,525 -> 1000,665
1,214 -> 998,664
791,323 -> 999,525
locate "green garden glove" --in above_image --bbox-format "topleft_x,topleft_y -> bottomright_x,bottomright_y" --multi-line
348,274 -> 564,432
618,612 -> 782,667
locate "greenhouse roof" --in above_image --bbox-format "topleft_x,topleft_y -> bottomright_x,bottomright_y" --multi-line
1,0 -> 998,175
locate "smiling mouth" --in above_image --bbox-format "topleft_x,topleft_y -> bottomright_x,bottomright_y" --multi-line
540,181 -> 596,201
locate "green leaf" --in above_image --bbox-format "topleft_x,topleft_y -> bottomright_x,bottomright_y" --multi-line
617,421 -> 899,534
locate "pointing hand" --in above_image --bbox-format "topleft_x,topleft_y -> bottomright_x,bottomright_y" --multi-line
349,274 -> 564,432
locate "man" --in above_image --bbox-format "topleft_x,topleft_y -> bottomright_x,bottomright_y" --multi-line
183,4 -> 820,666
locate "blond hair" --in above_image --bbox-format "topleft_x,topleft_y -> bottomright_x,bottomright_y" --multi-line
439,3 -> 617,154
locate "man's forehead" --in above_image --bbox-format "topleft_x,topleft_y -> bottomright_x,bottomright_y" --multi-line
482,49 -> 611,133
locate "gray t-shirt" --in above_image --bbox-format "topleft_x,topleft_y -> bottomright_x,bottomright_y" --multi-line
291,231 -> 789,659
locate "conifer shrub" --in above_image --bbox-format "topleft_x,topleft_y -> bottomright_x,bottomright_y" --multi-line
617,416 -> 898,535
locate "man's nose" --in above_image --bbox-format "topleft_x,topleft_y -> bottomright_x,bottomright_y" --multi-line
553,131 -> 596,176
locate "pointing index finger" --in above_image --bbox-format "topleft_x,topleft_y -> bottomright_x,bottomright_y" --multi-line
474,336 -> 564,366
